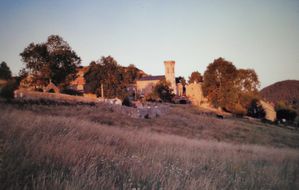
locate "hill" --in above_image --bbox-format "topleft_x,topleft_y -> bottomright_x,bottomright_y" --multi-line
260,80 -> 299,106
1,100 -> 299,189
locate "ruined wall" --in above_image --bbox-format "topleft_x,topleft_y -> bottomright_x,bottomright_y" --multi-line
136,80 -> 160,95
186,82 -> 204,106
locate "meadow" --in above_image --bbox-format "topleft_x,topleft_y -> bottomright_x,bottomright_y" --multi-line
1,100 -> 299,189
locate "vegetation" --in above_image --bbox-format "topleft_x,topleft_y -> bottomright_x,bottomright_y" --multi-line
147,79 -> 174,102
247,99 -> 266,119
20,35 -> 81,88
84,57 -> 142,99
188,71 -> 203,83
0,61 -> 12,80
260,80 -> 299,114
0,79 -> 18,100
203,57 -> 260,115
1,102 -> 299,189
275,101 -> 298,125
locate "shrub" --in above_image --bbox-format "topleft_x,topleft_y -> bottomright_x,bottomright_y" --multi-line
122,96 -> 132,107
150,79 -> 174,102
247,99 -> 266,119
0,79 -> 18,100
276,108 -> 297,124
61,88 -> 83,96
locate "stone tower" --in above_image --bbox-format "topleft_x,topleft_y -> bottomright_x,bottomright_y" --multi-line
164,60 -> 176,94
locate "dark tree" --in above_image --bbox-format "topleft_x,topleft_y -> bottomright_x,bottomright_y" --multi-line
188,71 -> 203,83
150,79 -> 174,102
20,35 -> 81,88
84,56 -> 127,99
247,99 -> 266,119
0,61 -> 12,80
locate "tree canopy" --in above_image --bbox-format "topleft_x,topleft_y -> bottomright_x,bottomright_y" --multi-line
84,56 -> 142,99
0,61 -> 12,80
20,35 -> 81,88
147,79 -> 174,102
203,57 -> 260,114
188,71 -> 203,83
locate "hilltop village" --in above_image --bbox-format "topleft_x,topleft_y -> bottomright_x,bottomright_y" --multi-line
16,60 -> 206,107
0,35 -> 293,124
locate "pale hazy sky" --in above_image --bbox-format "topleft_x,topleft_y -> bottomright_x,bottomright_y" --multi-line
0,0 -> 298,88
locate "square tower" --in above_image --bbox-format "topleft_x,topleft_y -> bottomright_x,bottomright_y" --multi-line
164,60 -> 176,94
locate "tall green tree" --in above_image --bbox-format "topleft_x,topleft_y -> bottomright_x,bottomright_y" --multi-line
188,71 -> 203,83
0,61 -> 12,80
20,35 -> 81,88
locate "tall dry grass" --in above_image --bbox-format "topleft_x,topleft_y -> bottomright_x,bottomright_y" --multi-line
1,103 -> 299,189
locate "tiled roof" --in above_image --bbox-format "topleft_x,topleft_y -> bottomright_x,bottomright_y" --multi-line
138,75 -> 165,81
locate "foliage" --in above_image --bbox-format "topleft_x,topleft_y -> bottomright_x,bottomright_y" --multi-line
0,61 -> 12,80
203,58 -> 238,111
20,35 -> 81,88
188,71 -> 203,83
122,96 -> 132,107
247,99 -> 266,119
275,102 -> 297,124
84,57 -> 142,99
203,57 -> 260,115
149,79 -> 174,102
176,76 -> 187,85
60,88 -> 83,96
0,79 -> 18,100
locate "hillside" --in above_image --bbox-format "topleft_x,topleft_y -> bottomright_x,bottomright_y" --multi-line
1,100 -> 299,189
260,80 -> 299,106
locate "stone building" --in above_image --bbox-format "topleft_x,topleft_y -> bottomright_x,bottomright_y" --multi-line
186,82 -> 204,106
136,61 -> 177,96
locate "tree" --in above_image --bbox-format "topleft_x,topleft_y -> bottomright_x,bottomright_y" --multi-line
123,64 -> 143,84
148,79 -> 174,102
247,99 -> 266,119
20,35 -> 81,89
0,61 -> 12,80
188,71 -> 203,83
176,76 -> 187,86
203,57 -> 238,111
0,79 -> 18,100
84,56 -> 127,99
275,101 -> 297,124
235,69 -> 260,110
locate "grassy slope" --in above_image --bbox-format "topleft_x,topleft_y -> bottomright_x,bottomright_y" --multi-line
1,102 -> 299,189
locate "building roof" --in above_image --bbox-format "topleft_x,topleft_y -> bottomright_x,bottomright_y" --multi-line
137,75 -> 165,81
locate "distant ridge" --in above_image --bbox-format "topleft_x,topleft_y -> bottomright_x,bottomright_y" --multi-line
260,80 -> 299,112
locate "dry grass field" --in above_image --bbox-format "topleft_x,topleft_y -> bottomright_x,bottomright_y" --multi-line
1,100 -> 299,189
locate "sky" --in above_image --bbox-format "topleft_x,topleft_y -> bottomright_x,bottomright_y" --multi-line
0,0 -> 298,88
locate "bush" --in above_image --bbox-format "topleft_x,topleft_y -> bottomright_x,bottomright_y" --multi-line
61,88 -> 83,96
276,108 -> 297,124
150,80 -> 174,102
122,96 -> 132,107
247,99 -> 266,119
0,79 -> 18,100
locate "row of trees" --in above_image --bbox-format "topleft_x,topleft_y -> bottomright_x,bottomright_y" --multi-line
84,57 -> 143,99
